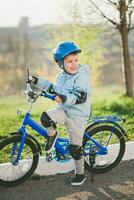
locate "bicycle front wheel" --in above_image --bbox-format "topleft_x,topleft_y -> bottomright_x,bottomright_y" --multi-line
84,125 -> 125,173
0,135 -> 39,187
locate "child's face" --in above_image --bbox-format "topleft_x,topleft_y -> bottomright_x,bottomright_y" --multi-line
64,53 -> 79,74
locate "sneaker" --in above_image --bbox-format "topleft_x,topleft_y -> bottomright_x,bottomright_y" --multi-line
45,131 -> 58,152
70,174 -> 86,186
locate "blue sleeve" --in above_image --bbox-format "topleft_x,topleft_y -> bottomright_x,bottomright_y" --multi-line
36,76 -> 52,91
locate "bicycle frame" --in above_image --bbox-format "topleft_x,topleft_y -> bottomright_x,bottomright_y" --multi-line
86,115 -> 127,138
11,88 -> 125,165
12,109 -> 108,164
0,73 -> 126,187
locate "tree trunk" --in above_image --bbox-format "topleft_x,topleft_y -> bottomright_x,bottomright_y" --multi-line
119,0 -> 133,97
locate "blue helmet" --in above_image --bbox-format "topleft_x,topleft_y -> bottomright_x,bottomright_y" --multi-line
53,41 -> 81,69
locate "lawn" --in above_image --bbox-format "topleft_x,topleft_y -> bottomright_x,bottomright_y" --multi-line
0,88 -> 134,142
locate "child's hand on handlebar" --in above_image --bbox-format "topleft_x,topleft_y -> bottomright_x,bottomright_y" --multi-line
55,96 -> 62,103
55,94 -> 67,104
27,76 -> 38,85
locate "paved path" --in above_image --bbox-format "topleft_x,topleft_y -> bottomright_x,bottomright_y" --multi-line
0,159 -> 134,200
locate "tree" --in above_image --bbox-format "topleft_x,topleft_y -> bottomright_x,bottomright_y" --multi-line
57,0 -> 106,86
89,0 -> 134,97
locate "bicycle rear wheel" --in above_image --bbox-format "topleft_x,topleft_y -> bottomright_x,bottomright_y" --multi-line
0,135 -> 39,187
84,125 -> 125,173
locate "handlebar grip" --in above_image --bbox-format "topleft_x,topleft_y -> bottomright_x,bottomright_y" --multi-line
41,92 -> 56,101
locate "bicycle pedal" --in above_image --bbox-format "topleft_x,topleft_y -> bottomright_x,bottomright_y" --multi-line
46,152 -> 53,162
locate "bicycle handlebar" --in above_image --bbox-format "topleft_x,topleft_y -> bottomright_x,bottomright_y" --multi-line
40,91 -> 56,101
26,68 -> 56,102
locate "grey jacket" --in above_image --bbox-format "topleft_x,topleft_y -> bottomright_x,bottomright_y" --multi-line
37,64 -> 91,120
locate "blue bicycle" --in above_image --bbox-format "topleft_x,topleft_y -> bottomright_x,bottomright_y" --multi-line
0,84 -> 126,187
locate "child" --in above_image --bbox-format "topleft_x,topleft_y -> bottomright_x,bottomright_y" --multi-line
30,41 -> 91,186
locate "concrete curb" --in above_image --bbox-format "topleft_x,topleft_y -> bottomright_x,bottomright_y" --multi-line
35,141 -> 134,176
0,141 -> 133,178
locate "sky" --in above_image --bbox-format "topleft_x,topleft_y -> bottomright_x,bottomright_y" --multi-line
0,0 -> 133,28
0,0 -> 64,27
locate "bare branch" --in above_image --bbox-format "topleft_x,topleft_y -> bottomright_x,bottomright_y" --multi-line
107,0 -> 115,4
128,25 -> 134,31
128,0 -> 133,6
107,0 -> 118,7
106,0 -> 120,10
127,0 -> 134,12
127,1 -> 134,31
128,5 -> 134,14
89,0 -> 118,26
128,15 -> 131,31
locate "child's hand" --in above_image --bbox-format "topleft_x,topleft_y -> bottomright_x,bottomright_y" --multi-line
55,94 -> 67,103
55,96 -> 62,103
27,75 -> 38,85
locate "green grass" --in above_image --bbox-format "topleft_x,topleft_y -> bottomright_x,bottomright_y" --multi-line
0,91 -> 134,143
91,94 -> 134,141
0,94 -> 67,143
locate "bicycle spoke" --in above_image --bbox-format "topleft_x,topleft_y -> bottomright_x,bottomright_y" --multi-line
84,125 -> 125,173
0,138 -> 34,182
99,130 -> 105,144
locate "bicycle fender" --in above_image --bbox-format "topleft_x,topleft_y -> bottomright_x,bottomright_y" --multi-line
85,121 -> 127,139
10,132 -> 42,155
26,134 -> 42,155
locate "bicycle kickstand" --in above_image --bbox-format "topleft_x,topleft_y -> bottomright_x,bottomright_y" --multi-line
89,149 -> 96,182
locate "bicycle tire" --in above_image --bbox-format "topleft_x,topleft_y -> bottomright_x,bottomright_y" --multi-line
84,125 -> 125,173
0,135 -> 39,187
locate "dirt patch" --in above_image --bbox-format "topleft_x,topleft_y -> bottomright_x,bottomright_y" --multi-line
0,160 -> 134,200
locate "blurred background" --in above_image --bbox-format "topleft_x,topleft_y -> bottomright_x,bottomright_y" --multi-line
0,0 -> 134,140
0,0 -> 133,97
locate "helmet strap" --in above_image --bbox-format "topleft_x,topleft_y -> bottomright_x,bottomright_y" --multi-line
57,59 -> 72,75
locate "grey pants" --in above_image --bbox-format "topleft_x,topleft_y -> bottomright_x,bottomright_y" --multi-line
46,108 -> 87,175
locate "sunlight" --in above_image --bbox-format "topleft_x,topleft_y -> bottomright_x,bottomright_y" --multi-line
110,181 -> 134,196
55,191 -> 95,200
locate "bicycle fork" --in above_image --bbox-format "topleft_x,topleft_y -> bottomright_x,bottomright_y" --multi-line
11,127 -> 26,165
